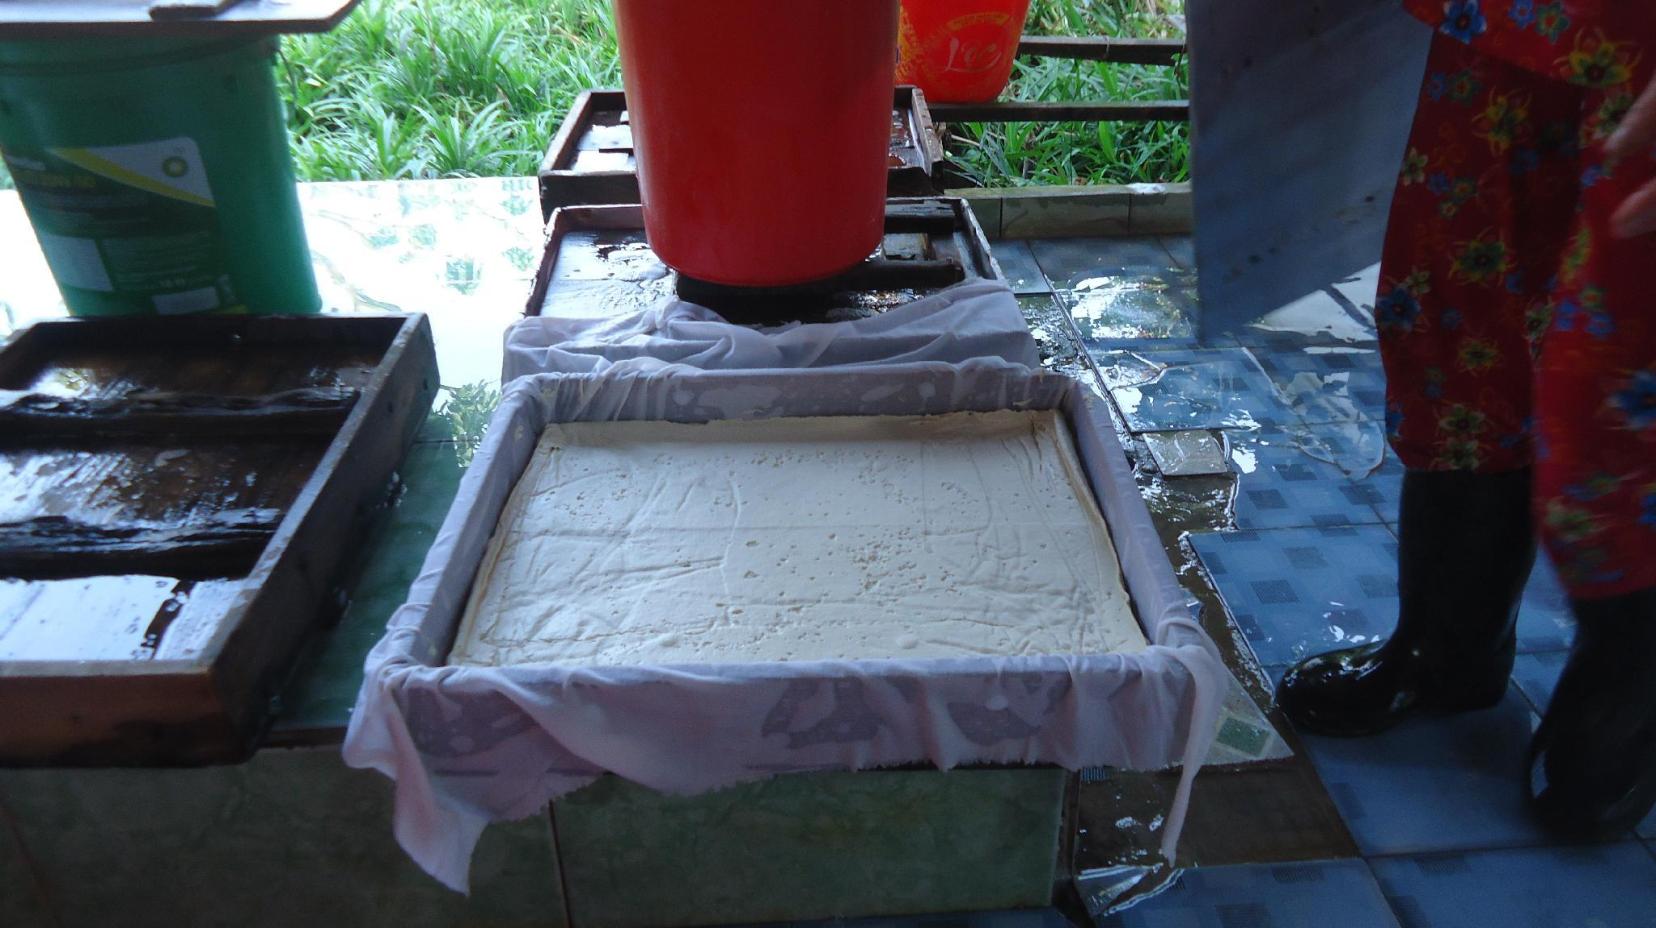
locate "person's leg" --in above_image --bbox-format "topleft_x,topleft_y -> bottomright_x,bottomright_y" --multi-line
1276,34 -> 1582,735
1527,72 -> 1656,837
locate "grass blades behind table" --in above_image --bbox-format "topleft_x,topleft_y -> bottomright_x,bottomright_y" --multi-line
944,0 -> 1190,187
0,0 -> 1186,190
279,0 -> 619,181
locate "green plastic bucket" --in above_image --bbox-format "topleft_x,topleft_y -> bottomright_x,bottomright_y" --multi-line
0,37 -> 319,316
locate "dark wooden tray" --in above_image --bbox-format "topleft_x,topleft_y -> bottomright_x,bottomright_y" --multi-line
536,86 -> 944,220
0,314 -> 437,766
525,197 -> 1001,326
0,0 -> 359,37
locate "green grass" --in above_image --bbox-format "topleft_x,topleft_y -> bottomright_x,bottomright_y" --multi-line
945,0 -> 1189,187
0,0 -> 1185,191
279,0 -> 618,180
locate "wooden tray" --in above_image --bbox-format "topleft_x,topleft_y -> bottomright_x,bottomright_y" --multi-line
536,86 -> 944,220
525,197 -> 1001,326
0,0 -> 359,37
0,314 -> 437,766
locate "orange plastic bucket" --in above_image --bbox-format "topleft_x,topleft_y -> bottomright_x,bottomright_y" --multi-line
614,0 -> 899,288
895,0 -> 1032,104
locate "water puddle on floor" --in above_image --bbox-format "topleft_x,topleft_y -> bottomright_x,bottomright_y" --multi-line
0,574 -> 244,661
1067,270 -> 1198,342
1290,416 -> 1389,479
1019,295 -> 1087,372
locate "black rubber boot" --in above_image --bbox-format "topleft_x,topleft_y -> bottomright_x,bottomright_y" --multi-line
1530,587 -> 1656,840
1275,468 -> 1536,737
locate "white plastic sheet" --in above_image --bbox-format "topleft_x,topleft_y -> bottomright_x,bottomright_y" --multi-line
502,278 -> 1041,381
344,362 -> 1225,892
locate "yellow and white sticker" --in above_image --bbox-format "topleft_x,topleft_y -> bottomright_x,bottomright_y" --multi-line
50,138 -> 215,209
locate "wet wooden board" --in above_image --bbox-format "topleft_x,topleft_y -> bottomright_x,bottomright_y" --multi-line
1016,36 -> 1187,66
0,314 -> 438,766
0,0 -> 359,37
0,387 -> 358,441
536,87 -> 943,220
526,197 -> 1001,326
0,509 -> 281,580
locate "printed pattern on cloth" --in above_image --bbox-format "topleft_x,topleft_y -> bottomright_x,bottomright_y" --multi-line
1382,5 -> 1656,596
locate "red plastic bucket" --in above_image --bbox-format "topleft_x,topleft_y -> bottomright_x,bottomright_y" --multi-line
614,0 -> 899,288
895,0 -> 1032,104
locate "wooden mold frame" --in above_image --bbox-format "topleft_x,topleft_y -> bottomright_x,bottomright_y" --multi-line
0,0 -> 360,37
536,86 -> 944,220
524,196 -> 1001,324
0,314 -> 437,766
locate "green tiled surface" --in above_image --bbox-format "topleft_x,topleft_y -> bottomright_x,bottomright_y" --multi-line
0,803 -> 51,927
0,747 -> 565,928
553,768 -> 1067,928
275,440 -> 469,735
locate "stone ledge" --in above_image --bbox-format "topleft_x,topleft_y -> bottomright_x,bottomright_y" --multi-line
949,182 -> 1192,240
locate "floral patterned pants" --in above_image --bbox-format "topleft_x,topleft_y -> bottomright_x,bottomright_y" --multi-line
1382,2 -> 1656,597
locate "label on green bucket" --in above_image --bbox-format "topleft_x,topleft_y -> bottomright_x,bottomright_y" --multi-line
1,137 -> 240,314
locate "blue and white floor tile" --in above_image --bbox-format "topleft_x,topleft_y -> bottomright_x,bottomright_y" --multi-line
1249,344 -> 1388,426
1225,427 -> 1391,531
1061,274 -> 1199,351
1300,688 -> 1549,856
1189,525 -> 1399,668
1096,859 -> 1400,928
1096,349 -> 1298,433
1370,842 -> 1656,928
1195,516 -> 1572,669
1073,242 -> 1656,923
1029,237 -> 1186,291
1283,418 -> 1394,483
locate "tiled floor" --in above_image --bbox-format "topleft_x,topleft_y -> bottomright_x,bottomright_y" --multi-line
1224,427 -> 1392,531
1190,525 -> 1400,668
1060,271 -> 1200,351
1098,859 -> 1401,928
1370,843 -> 1656,928
1249,342 -> 1387,426
1000,236 -> 1656,925
1095,347 -> 1299,432
1301,688 -> 1550,856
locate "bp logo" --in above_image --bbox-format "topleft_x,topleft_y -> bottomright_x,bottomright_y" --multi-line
161,156 -> 189,178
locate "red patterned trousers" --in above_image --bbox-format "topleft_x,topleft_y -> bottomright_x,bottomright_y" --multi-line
1382,3 -> 1656,596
